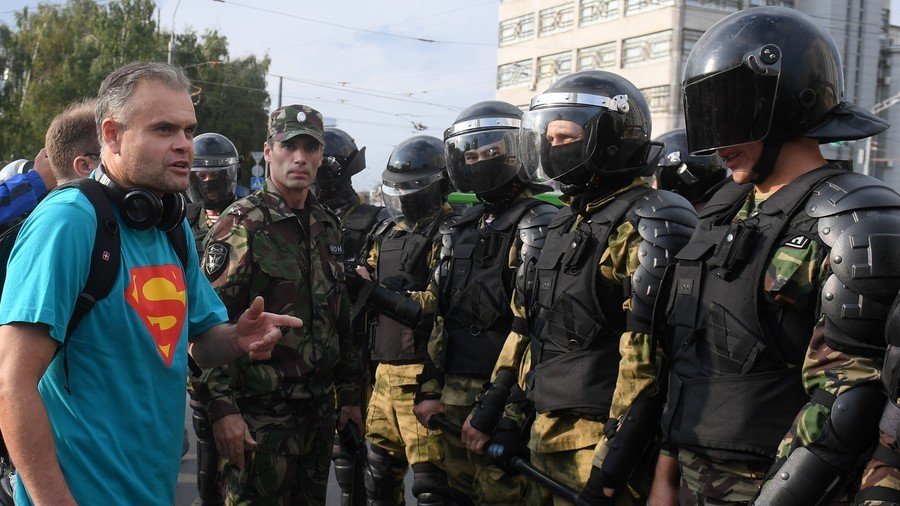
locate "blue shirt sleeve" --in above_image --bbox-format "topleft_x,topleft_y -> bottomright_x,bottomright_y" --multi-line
181,221 -> 227,339
0,171 -> 50,227
0,189 -> 94,342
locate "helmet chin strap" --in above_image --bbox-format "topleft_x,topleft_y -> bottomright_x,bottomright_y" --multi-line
750,139 -> 782,184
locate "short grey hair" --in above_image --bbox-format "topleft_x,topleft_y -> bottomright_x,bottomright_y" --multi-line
95,61 -> 192,139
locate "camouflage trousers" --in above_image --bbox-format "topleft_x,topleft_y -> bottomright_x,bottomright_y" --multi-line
529,447 -> 652,506
441,403 -> 528,505
365,362 -> 444,504
856,432 -> 900,505
223,397 -> 334,506
677,449 -> 766,505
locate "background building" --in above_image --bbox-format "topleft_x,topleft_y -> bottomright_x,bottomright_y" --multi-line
496,0 -> 900,188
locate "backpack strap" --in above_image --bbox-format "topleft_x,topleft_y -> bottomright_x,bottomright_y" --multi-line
57,179 -> 121,394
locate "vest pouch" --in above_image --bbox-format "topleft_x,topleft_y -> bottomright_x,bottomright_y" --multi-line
667,367 -> 808,460
562,228 -> 593,275
527,346 -> 619,417
446,242 -> 475,299
448,279 -> 506,331
543,292 -> 607,352
473,230 -> 504,268
709,221 -> 760,276
699,302 -> 767,375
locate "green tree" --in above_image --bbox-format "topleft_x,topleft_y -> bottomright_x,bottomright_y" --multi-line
0,0 -> 270,183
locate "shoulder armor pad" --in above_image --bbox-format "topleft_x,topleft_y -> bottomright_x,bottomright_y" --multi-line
821,273 -> 891,356
518,203 -> 558,249
807,172 -> 900,218
829,211 -> 900,303
630,191 -> 698,326
373,217 -> 394,238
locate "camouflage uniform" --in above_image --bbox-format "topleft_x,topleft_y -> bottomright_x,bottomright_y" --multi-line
512,180 -> 661,506
201,178 -> 361,505
419,191 -> 552,505
363,208 -> 452,504
672,185 -> 882,505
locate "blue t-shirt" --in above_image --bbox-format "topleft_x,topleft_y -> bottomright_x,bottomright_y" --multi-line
0,188 -> 227,505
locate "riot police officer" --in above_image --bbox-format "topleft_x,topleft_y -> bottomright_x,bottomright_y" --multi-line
498,71 -> 696,505
412,100 -> 559,504
186,132 -> 240,506
654,129 -> 728,211
655,7 -> 896,505
186,132 -> 240,254
358,135 -> 455,505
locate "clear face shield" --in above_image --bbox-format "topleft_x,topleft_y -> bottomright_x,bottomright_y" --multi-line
382,172 -> 445,228
444,124 -> 521,194
188,158 -> 239,211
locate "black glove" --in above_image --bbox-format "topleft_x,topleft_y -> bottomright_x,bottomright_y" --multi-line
486,418 -> 528,473
577,465 -> 619,506
344,268 -> 366,293
381,275 -> 410,292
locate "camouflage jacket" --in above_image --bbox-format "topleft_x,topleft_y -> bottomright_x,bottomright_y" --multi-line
199,179 -> 361,422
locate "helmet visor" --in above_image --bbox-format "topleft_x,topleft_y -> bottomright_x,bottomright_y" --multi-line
445,129 -> 520,193
188,166 -> 238,210
683,64 -> 779,155
520,106 -> 601,184
383,180 -> 444,227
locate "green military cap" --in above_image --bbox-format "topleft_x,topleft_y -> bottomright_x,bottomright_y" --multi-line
267,104 -> 325,145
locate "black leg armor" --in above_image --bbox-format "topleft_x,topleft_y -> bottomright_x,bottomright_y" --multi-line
191,405 -> 224,505
410,462 -> 453,506
364,445 -> 406,506
333,433 -> 366,506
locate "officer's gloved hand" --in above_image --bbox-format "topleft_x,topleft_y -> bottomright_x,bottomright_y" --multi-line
344,268 -> 367,293
380,275 -> 410,293
486,418 -> 528,473
577,465 -> 619,506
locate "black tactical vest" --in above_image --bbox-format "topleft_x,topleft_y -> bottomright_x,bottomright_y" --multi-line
341,203 -> 383,267
440,198 -> 547,379
662,166 -> 847,463
371,217 -> 443,362
527,186 -> 653,420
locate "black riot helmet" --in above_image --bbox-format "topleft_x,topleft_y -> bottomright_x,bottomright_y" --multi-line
683,6 -> 888,160
188,133 -> 240,212
321,127 -> 366,181
382,135 -> 449,227
520,70 -> 658,189
655,129 -> 728,205
444,100 -> 528,202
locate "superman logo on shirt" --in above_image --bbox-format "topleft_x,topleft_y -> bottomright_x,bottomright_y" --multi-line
125,265 -> 186,367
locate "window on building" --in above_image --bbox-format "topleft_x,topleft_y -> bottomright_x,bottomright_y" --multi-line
539,2 -> 576,36
641,85 -> 671,113
577,42 -> 617,71
685,0 -> 741,11
580,0 -> 619,26
748,0 -> 794,6
622,30 -> 673,67
537,51 -> 573,82
682,29 -> 704,60
497,59 -> 533,89
499,13 -> 535,46
624,0 -> 675,16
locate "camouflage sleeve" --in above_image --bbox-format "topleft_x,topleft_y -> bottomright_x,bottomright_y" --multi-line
772,245 -> 881,464
592,221 -> 661,467
407,241 -> 441,314
199,210 -> 254,422
416,316 -> 445,398
366,241 -> 379,271
501,337 -> 533,426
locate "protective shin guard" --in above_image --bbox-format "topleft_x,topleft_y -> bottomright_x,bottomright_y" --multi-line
333,434 -> 360,506
193,411 -> 224,505
411,463 -> 453,506
364,446 -> 404,506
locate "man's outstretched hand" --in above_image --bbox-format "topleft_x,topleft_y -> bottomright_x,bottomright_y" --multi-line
236,296 -> 303,360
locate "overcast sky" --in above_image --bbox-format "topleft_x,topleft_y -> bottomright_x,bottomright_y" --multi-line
2,0 -> 899,190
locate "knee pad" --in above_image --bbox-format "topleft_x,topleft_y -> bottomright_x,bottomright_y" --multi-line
364,446 -> 404,503
411,462 -> 452,506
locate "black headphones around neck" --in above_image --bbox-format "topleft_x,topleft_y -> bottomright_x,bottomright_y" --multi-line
93,166 -> 186,232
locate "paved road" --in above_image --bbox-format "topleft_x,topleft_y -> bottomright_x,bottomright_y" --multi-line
175,395 -> 415,505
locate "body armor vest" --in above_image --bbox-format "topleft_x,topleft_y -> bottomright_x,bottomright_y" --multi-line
371,217 -> 443,362
341,203 -> 383,267
440,198 -> 546,379
662,166 -> 847,463
527,186 -> 653,419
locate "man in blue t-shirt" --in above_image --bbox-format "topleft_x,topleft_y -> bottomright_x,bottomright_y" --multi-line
0,61 -> 301,506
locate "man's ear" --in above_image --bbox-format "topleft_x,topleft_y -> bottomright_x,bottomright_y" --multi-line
263,141 -> 272,163
101,118 -> 122,155
72,156 -> 92,178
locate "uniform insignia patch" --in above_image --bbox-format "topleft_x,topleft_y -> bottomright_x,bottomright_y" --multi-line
205,241 -> 229,278
783,235 -> 811,249
329,243 -> 344,256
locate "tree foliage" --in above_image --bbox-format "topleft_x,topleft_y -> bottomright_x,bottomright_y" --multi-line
0,0 -> 270,182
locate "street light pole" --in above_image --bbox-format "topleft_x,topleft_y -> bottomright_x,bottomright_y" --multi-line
863,90 -> 900,176
167,0 -> 182,66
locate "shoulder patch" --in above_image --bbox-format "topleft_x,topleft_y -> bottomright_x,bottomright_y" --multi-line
329,243 -> 344,256
783,235 -> 811,250
204,241 -> 230,279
